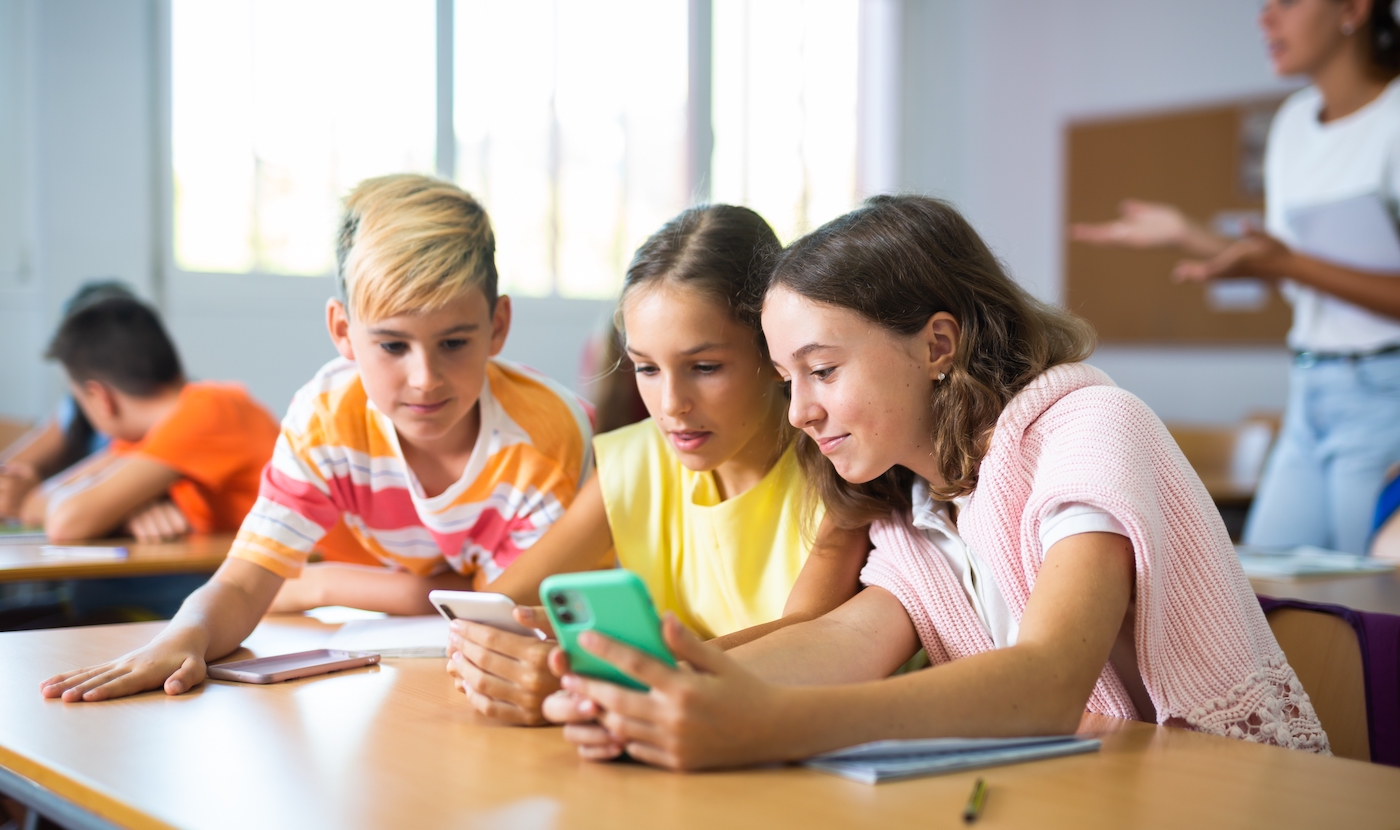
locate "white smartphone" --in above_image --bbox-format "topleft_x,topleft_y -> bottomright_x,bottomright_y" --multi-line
206,649 -> 380,684
429,590 -> 540,638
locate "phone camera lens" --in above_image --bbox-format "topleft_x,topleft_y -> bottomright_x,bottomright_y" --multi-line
550,592 -> 567,606
559,609 -> 575,624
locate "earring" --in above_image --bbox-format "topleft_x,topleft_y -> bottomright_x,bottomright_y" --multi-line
937,373 -> 946,381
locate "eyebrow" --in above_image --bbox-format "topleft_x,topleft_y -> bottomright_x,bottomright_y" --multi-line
368,323 -> 481,338
791,342 -> 835,360
626,341 -> 726,360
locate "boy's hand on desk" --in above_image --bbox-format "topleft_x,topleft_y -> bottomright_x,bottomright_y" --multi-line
125,499 -> 192,543
0,462 -> 40,519
39,628 -> 208,702
447,607 -> 558,726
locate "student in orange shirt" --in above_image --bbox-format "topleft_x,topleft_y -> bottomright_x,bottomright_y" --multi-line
22,295 -> 279,544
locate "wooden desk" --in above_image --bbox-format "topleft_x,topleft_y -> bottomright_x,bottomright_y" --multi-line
0,535 -> 232,583
1251,569 -> 1400,616
1,618 -> 1398,830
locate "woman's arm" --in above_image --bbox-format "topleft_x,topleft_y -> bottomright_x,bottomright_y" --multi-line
548,531 -> 1134,770
481,473 -> 615,605
711,517 -> 871,651
1070,200 -> 1231,258
1175,231 -> 1400,321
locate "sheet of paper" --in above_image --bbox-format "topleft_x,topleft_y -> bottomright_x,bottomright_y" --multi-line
1286,193 -> 1400,271
326,615 -> 449,658
39,545 -> 128,560
1235,545 -> 1397,578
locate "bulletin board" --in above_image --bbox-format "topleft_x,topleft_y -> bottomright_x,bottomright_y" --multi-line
1063,98 -> 1293,344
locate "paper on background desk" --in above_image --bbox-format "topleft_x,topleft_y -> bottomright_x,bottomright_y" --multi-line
326,615 -> 448,658
1235,545 -> 1397,578
0,525 -> 46,544
803,736 -> 1102,784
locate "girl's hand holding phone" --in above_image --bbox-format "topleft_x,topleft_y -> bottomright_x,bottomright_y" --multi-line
545,613 -> 789,771
447,605 -> 561,726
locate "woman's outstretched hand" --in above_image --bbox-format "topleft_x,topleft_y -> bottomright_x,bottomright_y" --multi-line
542,614 -> 791,771
1070,200 -> 1191,248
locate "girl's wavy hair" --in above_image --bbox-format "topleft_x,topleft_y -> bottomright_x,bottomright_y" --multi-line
768,195 -> 1097,528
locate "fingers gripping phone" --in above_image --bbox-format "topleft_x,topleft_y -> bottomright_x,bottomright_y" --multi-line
539,570 -> 676,691
429,590 -> 540,638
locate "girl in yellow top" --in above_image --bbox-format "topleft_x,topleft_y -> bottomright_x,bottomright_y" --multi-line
446,205 -> 869,724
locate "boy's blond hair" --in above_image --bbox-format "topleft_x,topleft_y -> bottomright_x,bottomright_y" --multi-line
335,174 -> 497,322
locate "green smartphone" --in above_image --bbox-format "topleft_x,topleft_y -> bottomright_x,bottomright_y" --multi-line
539,570 -> 676,691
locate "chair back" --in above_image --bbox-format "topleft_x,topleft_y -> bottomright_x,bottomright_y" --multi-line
1265,607 -> 1370,761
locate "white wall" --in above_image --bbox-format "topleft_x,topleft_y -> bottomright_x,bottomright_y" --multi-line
899,0 -> 1301,423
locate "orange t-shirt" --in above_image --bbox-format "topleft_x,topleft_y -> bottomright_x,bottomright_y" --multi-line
111,382 -> 280,533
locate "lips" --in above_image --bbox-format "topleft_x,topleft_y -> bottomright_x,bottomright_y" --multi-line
403,400 -> 450,415
814,433 -> 848,454
668,431 -> 712,452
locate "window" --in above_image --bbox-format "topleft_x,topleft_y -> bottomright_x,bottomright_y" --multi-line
168,0 -> 861,294
171,0 -> 436,276
712,0 -> 859,245
454,1 -> 690,299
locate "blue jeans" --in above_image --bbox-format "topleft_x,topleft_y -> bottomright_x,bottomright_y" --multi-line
1244,351 -> 1400,554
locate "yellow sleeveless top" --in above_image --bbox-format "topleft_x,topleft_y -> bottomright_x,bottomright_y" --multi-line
593,419 -> 816,639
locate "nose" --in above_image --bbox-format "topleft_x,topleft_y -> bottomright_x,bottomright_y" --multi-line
787,379 -> 824,431
659,371 -> 690,419
406,346 -> 441,392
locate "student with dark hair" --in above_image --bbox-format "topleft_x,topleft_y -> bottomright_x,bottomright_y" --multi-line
21,295 -> 279,546
0,281 -> 136,520
543,196 -> 1328,769
1074,0 -> 1400,554
444,204 -> 870,726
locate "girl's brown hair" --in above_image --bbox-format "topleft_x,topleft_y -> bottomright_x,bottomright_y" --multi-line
617,204 -> 781,350
769,195 -> 1096,528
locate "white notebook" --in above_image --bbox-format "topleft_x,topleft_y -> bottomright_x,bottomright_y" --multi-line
803,736 -> 1102,784
326,615 -> 449,658
1285,192 -> 1400,271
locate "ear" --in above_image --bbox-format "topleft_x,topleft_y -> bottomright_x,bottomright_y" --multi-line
487,295 -> 512,358
916,312 -> 961,380
1342,0 -> 1372,32
326,299 -> 356,361
82,380 -> 120,421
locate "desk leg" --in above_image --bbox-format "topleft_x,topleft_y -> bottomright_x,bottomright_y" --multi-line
0,766 -> 120,830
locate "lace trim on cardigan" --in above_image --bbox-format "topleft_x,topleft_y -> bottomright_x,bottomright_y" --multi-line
1176,650 -> 1331,754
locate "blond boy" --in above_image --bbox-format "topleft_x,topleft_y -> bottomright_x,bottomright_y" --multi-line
42,175 -> 593,702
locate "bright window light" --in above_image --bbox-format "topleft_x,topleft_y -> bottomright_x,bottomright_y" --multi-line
171,0 -> 436,276
454,0 -> 690,299
711,0 -> 859,245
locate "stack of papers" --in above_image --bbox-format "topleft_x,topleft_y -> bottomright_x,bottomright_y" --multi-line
803,736 -> 1102,784
1235,545 -> 1397,578
325,615 -> 449,658
39,545 -> 127,560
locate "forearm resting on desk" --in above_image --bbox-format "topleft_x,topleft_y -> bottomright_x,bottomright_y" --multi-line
269,563 -> 475,616
40,557 -> 284,702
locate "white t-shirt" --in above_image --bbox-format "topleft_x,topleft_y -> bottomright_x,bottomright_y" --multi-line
910,479 -> 1128,649
1265,78 -> 1400,352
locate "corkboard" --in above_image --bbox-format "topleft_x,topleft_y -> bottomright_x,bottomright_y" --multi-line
1064,99 -> 1293,344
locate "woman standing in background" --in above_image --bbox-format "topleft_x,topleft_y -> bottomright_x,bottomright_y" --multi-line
1075,0 -> 1400,554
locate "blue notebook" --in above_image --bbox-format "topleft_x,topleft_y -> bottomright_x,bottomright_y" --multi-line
803,735 -> 1102,784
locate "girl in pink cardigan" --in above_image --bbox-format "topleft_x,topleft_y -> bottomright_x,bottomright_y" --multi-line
544,195 -> 1328,770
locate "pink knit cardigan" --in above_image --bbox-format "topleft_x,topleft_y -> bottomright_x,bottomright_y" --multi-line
861,363 -> 1329,752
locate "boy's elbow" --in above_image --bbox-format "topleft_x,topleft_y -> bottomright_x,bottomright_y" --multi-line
44,503 -> 111,543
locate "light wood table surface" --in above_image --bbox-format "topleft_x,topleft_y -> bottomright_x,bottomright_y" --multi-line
0,535 -> 232,583
1250,568 -> 1400,616
2,617 -> 1398,830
